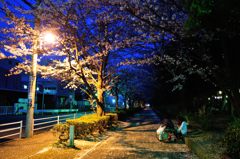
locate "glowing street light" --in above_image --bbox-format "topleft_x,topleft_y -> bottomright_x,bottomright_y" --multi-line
25,29 -> 57,138
42,32 -> 57,44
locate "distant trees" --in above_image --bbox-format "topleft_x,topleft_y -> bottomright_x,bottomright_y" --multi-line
152,0 -> 240,114
182,0 -> 240,114
112,0 -> 240,115
112,66 -> 152,110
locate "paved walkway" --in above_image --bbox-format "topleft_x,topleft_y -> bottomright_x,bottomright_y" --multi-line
75,108 -> 198,159
0,131 -> 56,159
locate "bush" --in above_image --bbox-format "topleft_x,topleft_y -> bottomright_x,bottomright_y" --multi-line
52,113 -> 118,143
51,123 -> 69,145
223,118 -> 240,158
67,114 -> 110,139
105,113 -> 118,126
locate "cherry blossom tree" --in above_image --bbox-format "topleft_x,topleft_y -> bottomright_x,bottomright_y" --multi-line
34,0 -> 150,116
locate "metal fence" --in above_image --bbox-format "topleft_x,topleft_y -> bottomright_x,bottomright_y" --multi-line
0,106 -> 14,116
0,121 -> 23,140
0,112 -> 89,141
33,113 -> 77,131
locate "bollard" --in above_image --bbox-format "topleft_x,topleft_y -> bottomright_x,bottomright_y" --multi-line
69,125 -> 75,147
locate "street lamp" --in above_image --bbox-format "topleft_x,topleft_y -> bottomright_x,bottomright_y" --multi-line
218,91 -> 223,95
43,32 -> 57,44
25,29 -> 57,138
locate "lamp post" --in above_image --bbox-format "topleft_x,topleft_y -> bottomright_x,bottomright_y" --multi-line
25,15 -> 40,138
25,27 -> 57,137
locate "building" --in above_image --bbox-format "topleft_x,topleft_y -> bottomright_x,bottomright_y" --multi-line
0,58 -> 74,109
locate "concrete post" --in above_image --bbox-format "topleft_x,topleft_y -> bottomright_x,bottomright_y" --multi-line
69,125 -> 75,147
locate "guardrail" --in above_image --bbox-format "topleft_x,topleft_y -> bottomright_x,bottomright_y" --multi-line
0,121 -> 23,140
33,113 -> 79,131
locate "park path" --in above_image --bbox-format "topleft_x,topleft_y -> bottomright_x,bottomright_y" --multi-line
75,107 -> 198,159
0,131 -> 56,159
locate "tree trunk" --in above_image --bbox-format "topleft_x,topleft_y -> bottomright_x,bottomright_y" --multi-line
115,94 -> 119,112
227,89 -> 240,116
96,69 -> 104,116
129,99 -> 134,109
123,94 -> 127,110
96,87 -> 104,116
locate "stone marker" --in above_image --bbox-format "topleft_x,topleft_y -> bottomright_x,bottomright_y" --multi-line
69,125 -> 75,147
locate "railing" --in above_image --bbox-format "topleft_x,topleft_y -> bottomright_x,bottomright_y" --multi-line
0,121 -> 23,140
0,112 -> 90,142
0,106 -> 14,115
33,113 -> 78,131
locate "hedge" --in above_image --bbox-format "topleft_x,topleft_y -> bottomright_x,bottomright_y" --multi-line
51,113 -> 118,144
223,118 -> 240,158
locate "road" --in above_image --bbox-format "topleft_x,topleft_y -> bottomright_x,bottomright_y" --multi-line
76,107 -> 198,159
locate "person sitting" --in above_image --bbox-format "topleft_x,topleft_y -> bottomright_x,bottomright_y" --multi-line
176,116 -> 188,141
156,118 -> 176,141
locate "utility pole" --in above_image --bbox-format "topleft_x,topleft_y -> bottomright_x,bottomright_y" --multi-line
25,1 -> 41,138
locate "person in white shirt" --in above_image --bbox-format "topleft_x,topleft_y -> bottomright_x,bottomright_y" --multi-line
156,118 -> 175,141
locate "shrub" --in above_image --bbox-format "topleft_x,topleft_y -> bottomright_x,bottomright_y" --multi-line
105,113 -> 118,130
67,114 -> 110,138
51,123 -> 69,144
223,118 -> 240,158
106,113 -> 118,124
51,113 -> 118,144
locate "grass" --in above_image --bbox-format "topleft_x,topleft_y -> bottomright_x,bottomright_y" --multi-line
185,130 -> 225,159
183,113 -> 231,159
